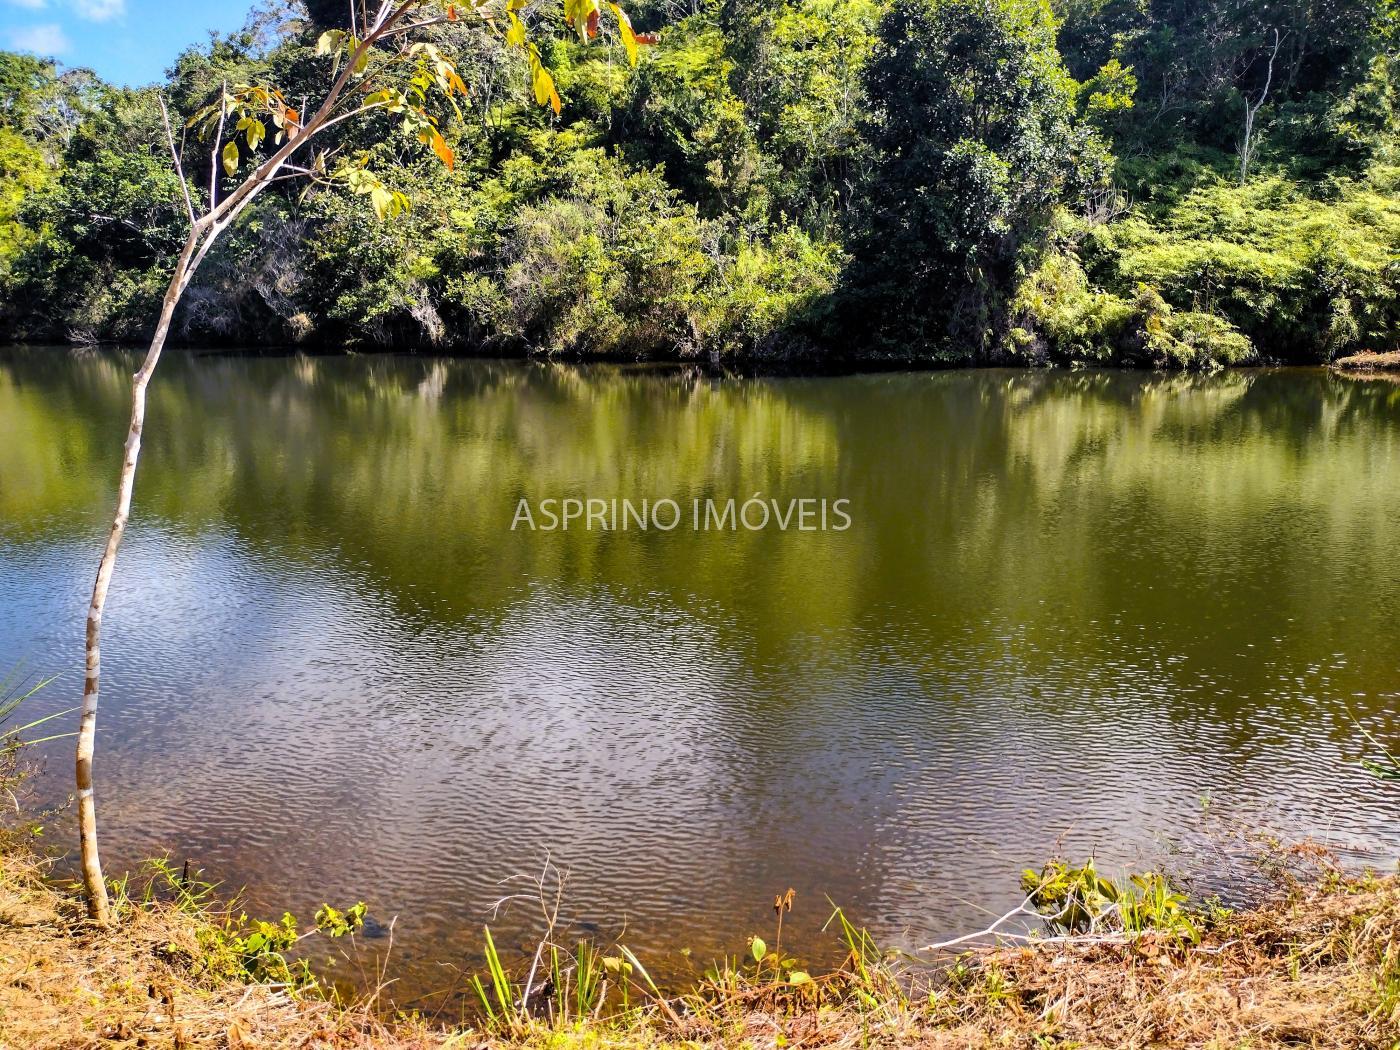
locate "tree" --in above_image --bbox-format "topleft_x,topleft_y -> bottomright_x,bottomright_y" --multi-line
724,0 -> 883,224
1238,27 -> 1282,182
1053,0 -> 1393,151
6,87 -> 193,341
838,0 -> 1108,358
74,0 -> 642,925
0,53 -> 70,287
0,127 -> 45,271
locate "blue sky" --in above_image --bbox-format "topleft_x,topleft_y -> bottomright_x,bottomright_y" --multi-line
2,0 -> 251,85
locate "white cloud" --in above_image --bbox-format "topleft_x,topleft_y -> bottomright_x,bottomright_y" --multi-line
71,0 -> 124,20
6,23 -> 70,55
4,0 -> 49,11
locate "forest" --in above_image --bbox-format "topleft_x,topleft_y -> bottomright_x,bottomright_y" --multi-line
0,0 -> 1397,367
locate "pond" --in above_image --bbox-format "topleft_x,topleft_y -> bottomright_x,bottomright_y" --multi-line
1,347 -> 1397,996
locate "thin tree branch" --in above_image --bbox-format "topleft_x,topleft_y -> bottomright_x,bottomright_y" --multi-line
306,101 -> 394,137
920,893 -> 1113,953
209,80 -> 229,216
267,164 -> 320,182
158,95 -> 196,226
381,13 -> 480,38
1240,28 -> 1283,184
204,1 -> 420,229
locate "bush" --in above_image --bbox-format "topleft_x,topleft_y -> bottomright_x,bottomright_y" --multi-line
452,151 -> 713,355
701,226 -> 841,356
1009,250 -> 1255,369
1090,174 -> 1400,360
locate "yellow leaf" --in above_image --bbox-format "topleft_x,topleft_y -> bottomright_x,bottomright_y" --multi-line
370,186 -> 394,221
221,140 -> 239,177
528,47 -> 561,115
564,0 -> 597,40
608,3 -> 638,66
506,11 -> 526,48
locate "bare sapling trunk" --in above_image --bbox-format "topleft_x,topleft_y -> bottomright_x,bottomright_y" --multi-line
1239,28 -> 1282,185
75,1 -> 432,923
76,236 -> 196,923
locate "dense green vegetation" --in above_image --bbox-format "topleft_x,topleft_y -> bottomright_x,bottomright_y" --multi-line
0,0 -> 1396,365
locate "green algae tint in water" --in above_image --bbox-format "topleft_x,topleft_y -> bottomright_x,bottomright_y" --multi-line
1,347 -> 1397,993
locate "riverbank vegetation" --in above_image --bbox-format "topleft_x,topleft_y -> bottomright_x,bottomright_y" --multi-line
1,0 -> 1396,366
1,828 -> 1397,1047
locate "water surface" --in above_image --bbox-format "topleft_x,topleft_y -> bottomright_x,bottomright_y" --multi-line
1,349 -> 1397,993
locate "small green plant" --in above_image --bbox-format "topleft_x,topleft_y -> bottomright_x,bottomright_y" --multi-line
1355,721 -> 1400,781
465,855 -> 669,1032
464,882 -> 907,1036
200,899 -> 366,988
0,670 -> 70,841
468,926 -> 656,1032
110,855 -> 366,990
556,939 -> 604,1020
1118,872 -> 1201,944
825,902 -> 902,1016
469,925 -> 516,1029
1370,940 -> 1400,1032
0,671 -> 61,731
686,890 -> 904,1031
1021,859 -> 1200,944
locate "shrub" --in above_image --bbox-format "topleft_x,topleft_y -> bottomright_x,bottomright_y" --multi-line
1010,250 -> 1255,368
1089,175 -> 1400,360
700,226 -> 841,356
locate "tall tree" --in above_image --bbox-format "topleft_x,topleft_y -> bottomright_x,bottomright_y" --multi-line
839,0 -> 1108,357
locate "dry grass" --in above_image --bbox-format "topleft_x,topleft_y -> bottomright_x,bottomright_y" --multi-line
1333,350 -> 1400,371
0,842 -> 1396,1050
0,851 -> 431,1049
919,872 -> 1400,1048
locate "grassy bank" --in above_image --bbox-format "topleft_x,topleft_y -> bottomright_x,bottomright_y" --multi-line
1,840 -> 1396,1049
1336,350 -> 1400,372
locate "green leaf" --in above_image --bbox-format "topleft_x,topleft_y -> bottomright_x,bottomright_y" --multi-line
789,971 -> 812,986
220,140 -> 239,177
1361,758 -> 1400,780
750,935 -> 766,963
